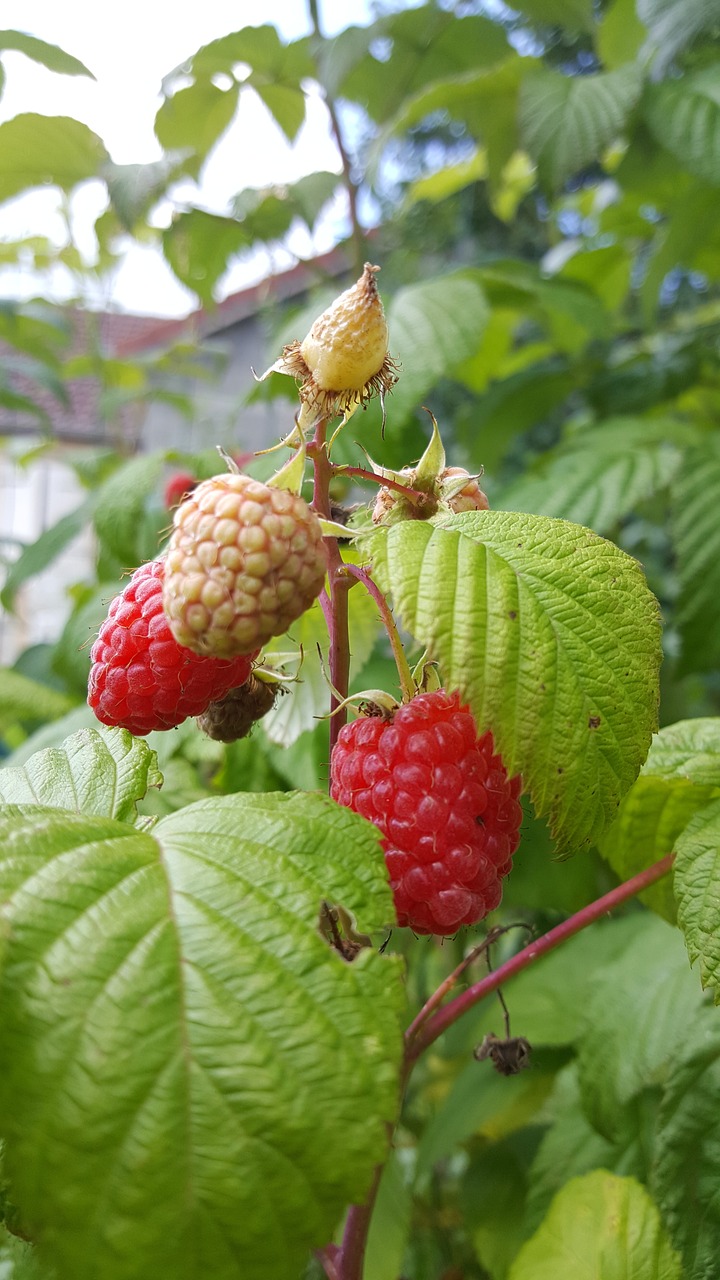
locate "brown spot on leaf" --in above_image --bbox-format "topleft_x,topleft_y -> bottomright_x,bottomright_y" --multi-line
588,715 -> 601,729
508,610 -> 517,620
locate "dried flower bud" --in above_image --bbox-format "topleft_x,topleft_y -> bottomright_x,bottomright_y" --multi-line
197,674 -> 276,742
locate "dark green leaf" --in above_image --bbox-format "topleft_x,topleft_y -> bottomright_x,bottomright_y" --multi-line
0,793 -> 403,1280
0,114 -> 108,204
644,68 -> 720,188
674,796 -> 720,1000
370,513 -> 662,853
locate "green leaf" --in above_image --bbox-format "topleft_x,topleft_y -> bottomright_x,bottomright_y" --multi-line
103,153 -> 192,231
499,418 -> 696,535
0,793 -> 403,1280
163,209 -> 250,307
509,0 -> 594,32
638,0 -> 720,74
370,513 -> 661,853
404,152 -> 488,209
0,1223 -> 46,1280
0,30 -> 94,78
651,1025 -> 720,1278
0,114 -> 108,204
558,243 -> 632,311
387,272 -> 489,425
520,65 -> 643,190
364,1148 -> 413,1280
674,796 -> 720,1001
261,550 -> 381,747
463,1132 -> 540,1280
598,0 -> 648,69
576,915 -> 712,1144
509,1170 -> 682,1279
0,725 -> 161,822
672,437 -> 720,676
1,499 -> 94,612
644,68 -> 720,188
154,81 -> 239,164
92,453 -> 165,566
186,27 -> 312,142
0,300 -> 70,364
641,717 -> 720,785
0,669 -> 74,730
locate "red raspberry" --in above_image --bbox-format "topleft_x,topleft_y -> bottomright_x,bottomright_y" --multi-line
164,472 -> 197,510
88,560 -> 258,736
330,690 -> 522,935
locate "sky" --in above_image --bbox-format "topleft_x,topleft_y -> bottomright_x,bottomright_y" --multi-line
0,0 -> 379,316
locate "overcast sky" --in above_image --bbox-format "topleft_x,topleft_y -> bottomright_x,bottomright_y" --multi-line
0,0 -> 380,316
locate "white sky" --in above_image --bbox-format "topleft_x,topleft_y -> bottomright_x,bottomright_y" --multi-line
0,0 -> 379,316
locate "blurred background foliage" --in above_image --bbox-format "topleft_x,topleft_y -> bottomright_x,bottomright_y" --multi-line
1,1 -> 720,1275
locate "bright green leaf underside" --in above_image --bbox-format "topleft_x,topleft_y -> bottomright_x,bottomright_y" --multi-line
674,795 -> 720,1002
0,792 -> 403,1280
370,512 -> 661,853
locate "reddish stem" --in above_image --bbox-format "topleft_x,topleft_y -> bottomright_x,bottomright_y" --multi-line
337,465 -> 427,506
406,853 -> 675,1061
340,561 -> 416,702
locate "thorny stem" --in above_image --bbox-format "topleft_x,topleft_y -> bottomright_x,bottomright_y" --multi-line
310,420 -> 351,750
406,853 -> 675,1062
336,465 -> 427,507
339,562 -> 416,702
307,0 -> 366,277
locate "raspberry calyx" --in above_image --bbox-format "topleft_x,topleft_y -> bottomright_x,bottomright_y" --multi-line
330,689 -> 522,935
88,559 -> 258,736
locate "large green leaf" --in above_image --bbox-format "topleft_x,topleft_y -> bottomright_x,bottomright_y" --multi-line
509,1171 -> 682,1279
387,272 -> 489,426
639,0 -> 720,73
651,1024 -> 720,1278
1,499 -> 95,612
0,669 -> 74,730
674,797 -> 720,1002
163,210 -> 250,307
370,513 -> 661,853
0,30 -> 93,78
644,68 -> 720,188
672,438 -> 720,676
0,793 -> 403,1280
92,453 -> 165,567
0,725 -> 161,822
103,153 -> 192,231
0,114 -> 108,204
154,81 -> 239,164
599,718 -> 720,921
499,418 -> 693,535
520,65 -> 643,190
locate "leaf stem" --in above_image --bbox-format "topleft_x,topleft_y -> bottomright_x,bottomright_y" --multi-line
336,465 -> 428,507
339,561 -> 416,702
405,853 -> 675,1062
310,419 -> 351,751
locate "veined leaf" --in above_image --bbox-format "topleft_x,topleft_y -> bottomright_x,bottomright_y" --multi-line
0,725 -> 161,822
520,65 -> 643,190
0,793 -> 403,1280
92,453 -> 165,567
639,0 -> 720,75
672,438 -> 720,676
674,796 -> 720,1001
509,1170 -> 682,1279
0,114 -> 108,204
0,669 -> 74,729
163,209 -> 250,307
370,512 -> 662,853
645,69 -> 720,189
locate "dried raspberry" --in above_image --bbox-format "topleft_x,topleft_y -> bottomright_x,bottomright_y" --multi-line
162,473 -> 327,659
88,560 -> 258,736
330,690 -> 522,935
197,674 -> 276,742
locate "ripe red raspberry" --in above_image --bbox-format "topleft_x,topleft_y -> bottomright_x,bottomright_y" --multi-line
330,690 -> 522,935
88,560 -> 258,736
164,472 -> 197,510
162,473 -> 328,659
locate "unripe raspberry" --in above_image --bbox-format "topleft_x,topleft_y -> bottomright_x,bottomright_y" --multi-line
330,690 -> 522,935
88,560 -> 257,736
441,466 -> 490,514
163,473 -> 327,659
372,465 -> 488,525
197,674 -> 276,742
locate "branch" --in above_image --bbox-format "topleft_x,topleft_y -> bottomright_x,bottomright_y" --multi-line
406,854 -> 675,1061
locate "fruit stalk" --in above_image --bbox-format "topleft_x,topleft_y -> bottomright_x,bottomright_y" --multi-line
339,561 -> 416,701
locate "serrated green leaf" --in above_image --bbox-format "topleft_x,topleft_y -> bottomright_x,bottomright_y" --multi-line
644,69 -> 720,188
499,418 -> 692,535
0,30 -> 93,78
0,114 -> 108,204
642,717 -> 720,784
261,549 -> 381,747
370,513 -> 661,853
651,1025 -> 720,1279
674,796 -> 720,1000
163,209 -> 250,307
0,793 -> 403,1280
0,725 -> 161,822
577,915 -> 712,1144
672,437 -> 720,676
1,500 -> 94,612
387,273 -> 489,425
509,1170 -> 682,1280
639,0 -> 720,74
0,669 -> 74,730
520,65 -> 642,190
92,454 -> 165,566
